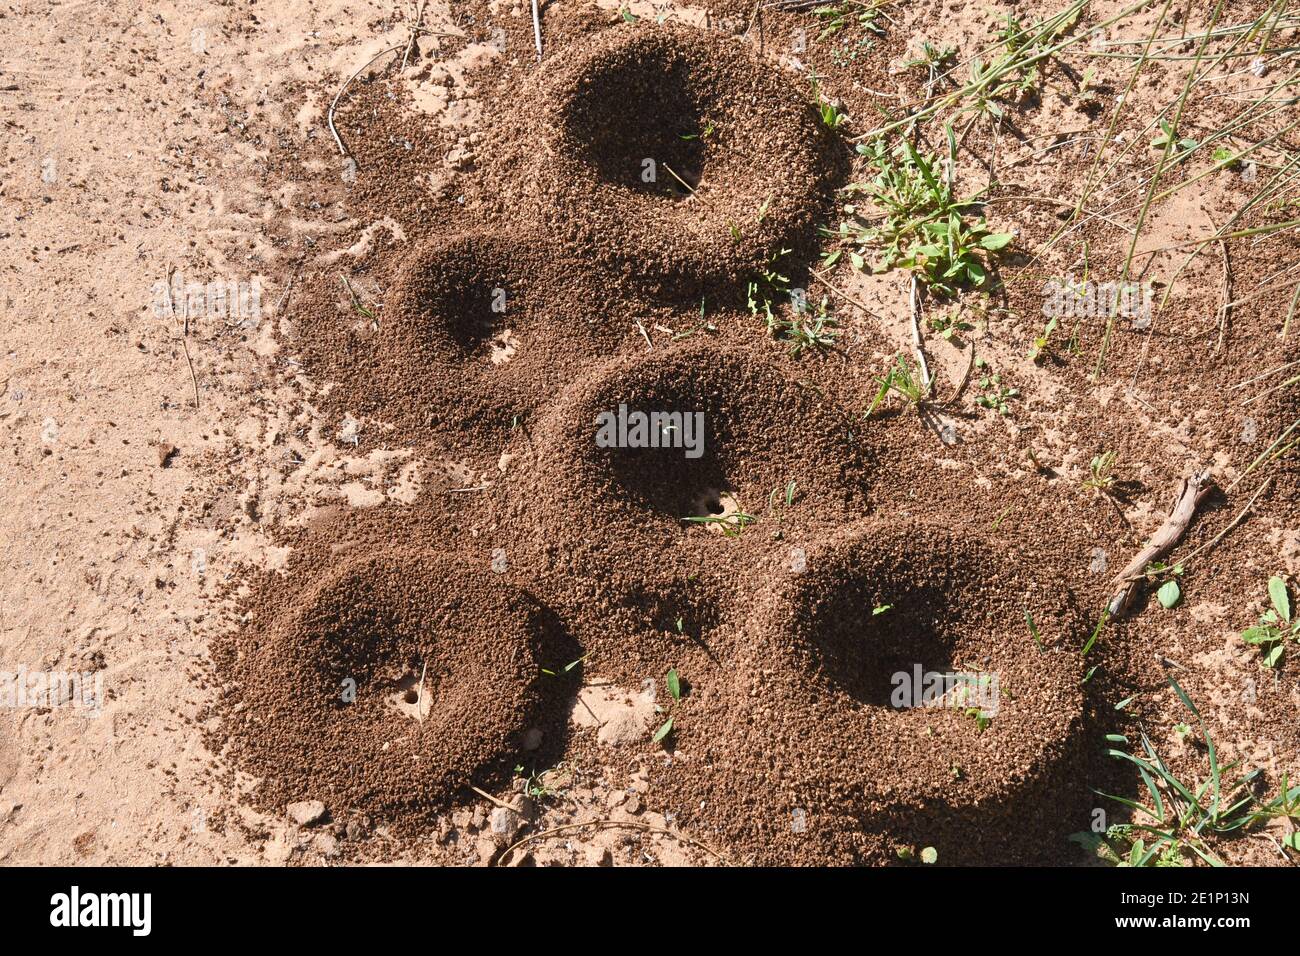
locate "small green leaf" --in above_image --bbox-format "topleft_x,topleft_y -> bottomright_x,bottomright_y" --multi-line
980,232 -> 1014,251
920,846 -> 938,864
652,717 -> 674,744
620,6 -> 638,21
1241,625 -> 1274,645
1157,580 -> 1181,609
1268,576 -> 1290,623
667,668 -> 682,701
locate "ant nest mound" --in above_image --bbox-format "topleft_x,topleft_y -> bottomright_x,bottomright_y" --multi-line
221,548 -> 555,826
375,230 -> 615,440
502,25 -> 838,298
734,519 -> 1088,863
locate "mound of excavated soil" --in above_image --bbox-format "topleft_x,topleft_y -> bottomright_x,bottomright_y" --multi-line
489,24 -> 841,299
217,547 -> 559,827
299,229 -> 622,448
671,519 -> 1089,865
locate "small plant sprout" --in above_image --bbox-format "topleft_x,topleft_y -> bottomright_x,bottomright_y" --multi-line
1241,575 -> 1299,668
819,98 -> 850,130
1211,145 -> 1241,170
540,653 -> 587,677
652,717 -> 673,745
973,358 -> 1018,415
813,1 -> 885,42
809,72 -> 850,130
1157,579 -> 1182,610
1026,609 -> 1044,650
904,41 -> 957,91
1082,450 -> 1118,492
895,844 -> 938,864
513,764 -> 558,800
965,707 -> 991,733
683,510 -> 757,537
653,668 -> 685,747
1150,119 -> 1198,163
927,307 -> 974,343
867,354 -> 928,415
767,479 -> 797,518
1147,561 -> 1184,610
677,121 -> 715,141
1029,316 -> 1058,362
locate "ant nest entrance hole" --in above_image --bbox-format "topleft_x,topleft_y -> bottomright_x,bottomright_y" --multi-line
688,488 -> 748,536
384,665 -> 434,722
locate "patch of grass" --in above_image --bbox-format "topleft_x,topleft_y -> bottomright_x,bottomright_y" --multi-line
783,296 -> 840,356
1069,827 -> 1191,867
747,248 -> 793,332
829,134 -> 1013,296
748,254 -> 838,355
1088,677 -> 1268,866
957,8 -> 1084,127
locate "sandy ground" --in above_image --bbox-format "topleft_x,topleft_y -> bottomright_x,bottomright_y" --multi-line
0,0 -> 440,865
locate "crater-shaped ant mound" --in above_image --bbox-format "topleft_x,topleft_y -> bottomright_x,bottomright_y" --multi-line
219,548 -> 560,826
503,25 -> 838,299
522,341 -> 870,566
729,519 -> 1088,863
372,230 -> 614,438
